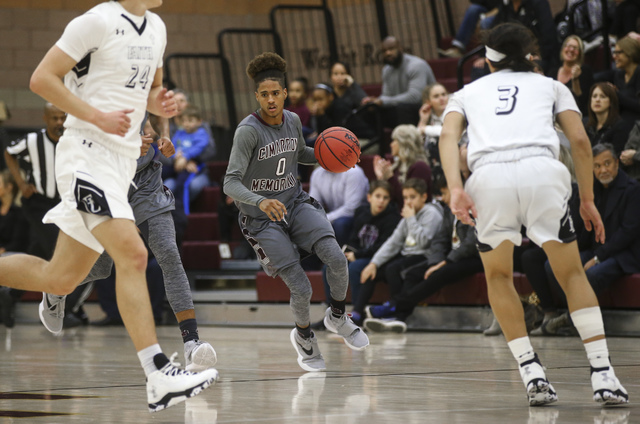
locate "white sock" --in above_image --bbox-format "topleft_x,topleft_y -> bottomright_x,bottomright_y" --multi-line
137,344 -> 163,377
584,339 -> 611,370
508,336 -> 536,365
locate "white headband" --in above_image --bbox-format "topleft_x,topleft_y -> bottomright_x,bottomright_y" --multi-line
485,46 -> 506,62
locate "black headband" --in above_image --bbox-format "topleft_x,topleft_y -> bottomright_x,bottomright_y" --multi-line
254,69 -> 285,85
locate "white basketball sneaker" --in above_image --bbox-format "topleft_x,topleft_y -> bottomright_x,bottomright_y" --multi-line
184,340 -> 218,372
591,365 -> 629,405
519,354 -> 558,406
147,353 -> 218,413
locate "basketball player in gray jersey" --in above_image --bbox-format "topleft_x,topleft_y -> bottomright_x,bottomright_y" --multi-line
224,52 -> 369,372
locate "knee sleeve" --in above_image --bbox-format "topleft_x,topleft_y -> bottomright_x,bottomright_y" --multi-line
313,236 -> 348,301
81,252 -> 114,285
279,264 -> 312,325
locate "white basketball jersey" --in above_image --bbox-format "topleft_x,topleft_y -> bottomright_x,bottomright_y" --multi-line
445,70 -> 580,172
56,1 -> 166,159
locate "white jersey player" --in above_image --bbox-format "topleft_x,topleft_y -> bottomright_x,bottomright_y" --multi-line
0,0 -> 217,412
440,23 -> 628,406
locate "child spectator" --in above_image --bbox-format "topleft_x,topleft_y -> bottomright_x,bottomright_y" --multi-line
363,172 -> 482,333
0,169 -> 30,328
312,180 -> 401,329
417,83 -> 450,166
165,106 -> 212,211
355,178 -> 444,318
373,124 -> 432,207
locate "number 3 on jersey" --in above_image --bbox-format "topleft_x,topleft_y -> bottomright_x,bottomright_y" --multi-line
495,85 -> 518,115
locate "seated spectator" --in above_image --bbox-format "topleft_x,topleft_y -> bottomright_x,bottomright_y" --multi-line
373,124 -> 432,207
584,82 -> 631,154
0,170 -> 30,328
308,83 -> 352,146
362,36 -> 435,128
556,0 -> 614,51
168,89 -> 216,161
439,0 -> 500,58
548,35 -> 594,115
620,120 -> 640,180
362,173 -> 482,333
528,143 -> 640,335
164,106 -> 212,211
329,62 -> 375,140
313,181 -> 401,328
610,0 -> 640,40
170,88 -> 190,135
596,37 -> 640,123
354,178 -> 444,320
308,164 -> 369,247
285,77 -> 312,133
417,83 -> 450,166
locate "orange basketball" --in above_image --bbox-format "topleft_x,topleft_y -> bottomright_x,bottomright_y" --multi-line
314,127 -> 361,173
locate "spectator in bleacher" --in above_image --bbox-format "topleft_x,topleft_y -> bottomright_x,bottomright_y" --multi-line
308,83 -> 352,146
356,178 -> 444,322
549,35 -> 594,115
597,37 -> 640,123
529,143 -> 640,336
610,0 -> 640,40
170,88 -> 190,135
313,180 -> 401,328
362,36 -> 435,127
0,170 -> 30,328
308,164 -> 369,247
167,88 -> 217,161
165,106 -> 212,211
417,83 -> 450,167
620,120 -> 640,180
491,0 -> 559,74
363,172 -> 482,333
285,77 -> 311,131
556,1 -> 614,52
438,0 -> 500,58
584,82 -> 631,154
329,62 -> 375,140
373,124 -> 432,208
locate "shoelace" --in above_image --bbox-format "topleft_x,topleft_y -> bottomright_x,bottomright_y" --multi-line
47,295 -> 65,318
160,353 -> 193,376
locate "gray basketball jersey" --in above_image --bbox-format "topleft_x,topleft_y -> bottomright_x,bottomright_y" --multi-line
225,110 -> 316,218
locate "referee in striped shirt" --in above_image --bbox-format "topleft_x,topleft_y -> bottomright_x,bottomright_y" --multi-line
4,103 -> 65,260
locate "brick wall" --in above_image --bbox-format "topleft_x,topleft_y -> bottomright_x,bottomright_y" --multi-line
0,0 -> 564,129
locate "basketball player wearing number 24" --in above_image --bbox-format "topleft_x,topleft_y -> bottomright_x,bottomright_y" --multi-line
224,52 -> 369,372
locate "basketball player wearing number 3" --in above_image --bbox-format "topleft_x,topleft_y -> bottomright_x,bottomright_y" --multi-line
224,52 -> 369,372
440,23 -> 628,406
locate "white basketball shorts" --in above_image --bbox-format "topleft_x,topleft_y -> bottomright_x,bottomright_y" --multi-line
43,130 -> 136,253
465,154 -> 575,251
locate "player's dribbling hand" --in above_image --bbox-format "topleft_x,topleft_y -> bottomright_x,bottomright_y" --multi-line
98,109 -> 133,136
158,136 -> 175,157
259,198 -> 287,222
450,187 -> 477,226
580,200 -> 605,244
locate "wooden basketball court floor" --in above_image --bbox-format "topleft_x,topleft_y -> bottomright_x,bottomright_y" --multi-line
0,324 -> 637,423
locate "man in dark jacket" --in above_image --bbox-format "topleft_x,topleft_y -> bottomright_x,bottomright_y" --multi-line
531,143 -> 640,334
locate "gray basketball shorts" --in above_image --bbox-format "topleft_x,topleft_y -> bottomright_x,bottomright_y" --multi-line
239,197 -> 336,277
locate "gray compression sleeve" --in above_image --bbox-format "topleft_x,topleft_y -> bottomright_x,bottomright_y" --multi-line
278,263 -> 312,326
313,236 -> 348,301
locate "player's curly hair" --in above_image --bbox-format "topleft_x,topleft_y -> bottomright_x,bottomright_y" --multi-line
246,52 -> 287,89
482,23 -> 537,72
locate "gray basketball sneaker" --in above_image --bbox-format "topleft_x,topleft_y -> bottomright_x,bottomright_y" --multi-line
39,293 -> 66,335
289,329 -> 326,372
324,308 -> 370,350
184,340 -> 218,372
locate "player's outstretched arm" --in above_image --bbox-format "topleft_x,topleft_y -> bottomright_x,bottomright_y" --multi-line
30,46 -> 132,137
557,110 -> 605,243
440,111 -> 477,226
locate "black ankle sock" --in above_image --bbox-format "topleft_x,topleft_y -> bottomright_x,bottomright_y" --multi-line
330,298 -> 346,318
296,324 -> 312,339
179,319 -> 199,343
153,353 -> 169,370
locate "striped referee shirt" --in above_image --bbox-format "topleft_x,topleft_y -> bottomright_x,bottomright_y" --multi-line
6,129 -> 59,200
